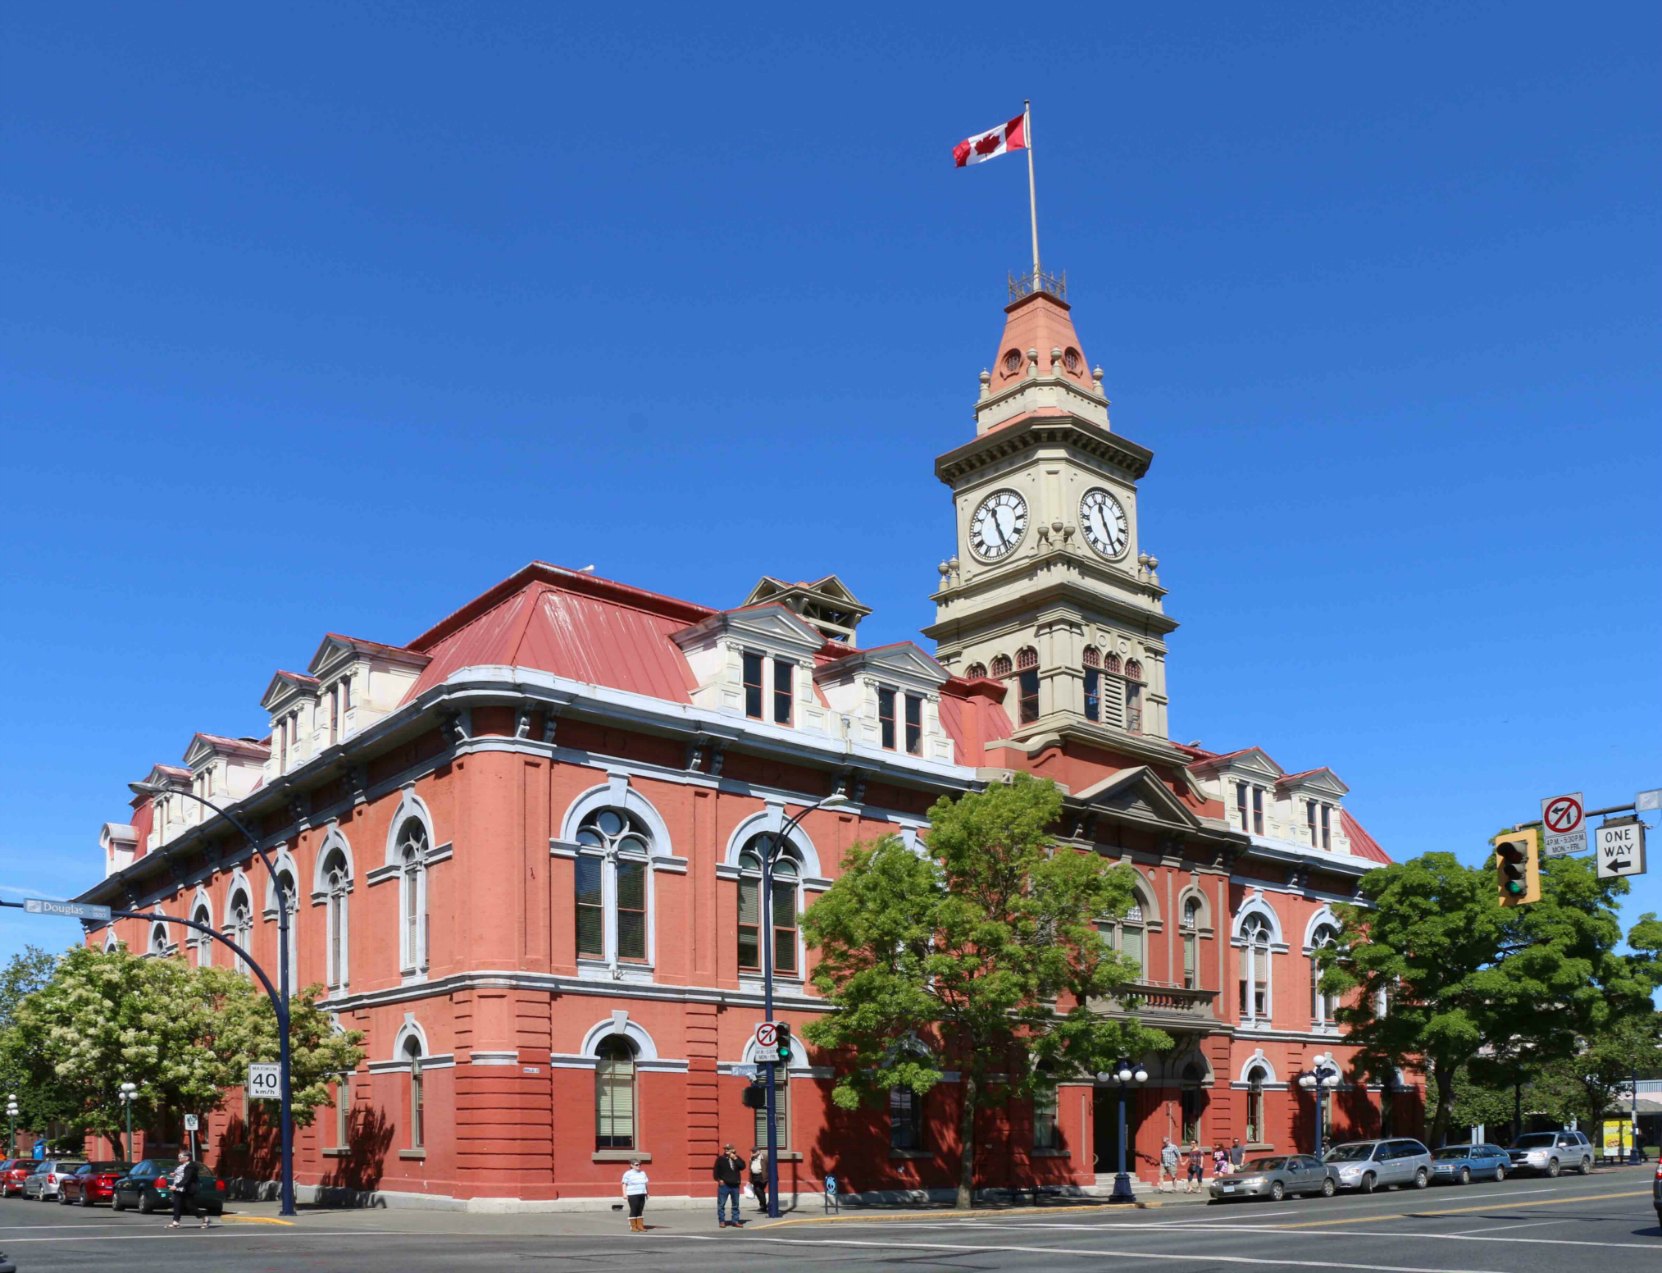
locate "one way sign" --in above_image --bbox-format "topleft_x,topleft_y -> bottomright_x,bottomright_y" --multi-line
1595,820 -> 1647,880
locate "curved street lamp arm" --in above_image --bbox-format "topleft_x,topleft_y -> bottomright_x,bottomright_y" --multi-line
134,784 -> 290,905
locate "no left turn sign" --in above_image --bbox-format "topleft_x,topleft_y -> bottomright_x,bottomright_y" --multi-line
754,1022 -> 778,1050
1541,791 -> 1590,858
1544,795 -> 1583,834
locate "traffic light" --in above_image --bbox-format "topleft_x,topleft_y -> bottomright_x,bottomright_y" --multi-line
774,1022 -> 792,1065
1493,829 -> 1541,907
742,1079 -> 767,1109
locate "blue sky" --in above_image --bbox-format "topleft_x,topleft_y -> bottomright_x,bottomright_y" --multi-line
2,2 -> 1658,963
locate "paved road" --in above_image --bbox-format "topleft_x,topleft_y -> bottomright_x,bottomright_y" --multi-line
0,1169 -> 1655,1271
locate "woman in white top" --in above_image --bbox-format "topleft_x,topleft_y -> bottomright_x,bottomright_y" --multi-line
621,1159 -> 649,1232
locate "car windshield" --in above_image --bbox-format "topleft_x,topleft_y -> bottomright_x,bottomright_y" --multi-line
1242,1158 -> 1285,1170
1325,1144 -> 1375,1162
1433,1148 -> 1470,1160
1513,1134 -> 1556,1148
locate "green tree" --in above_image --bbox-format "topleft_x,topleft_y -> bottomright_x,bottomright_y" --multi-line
5,946 -> 362,1142
0,945 -> 65,1145
1532,1013 -> 1662,1136
802,774 -> 1168,1209
1318,852 -> 1503,1148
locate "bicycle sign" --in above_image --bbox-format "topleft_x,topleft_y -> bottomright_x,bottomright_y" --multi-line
1541,791 -> 1589,859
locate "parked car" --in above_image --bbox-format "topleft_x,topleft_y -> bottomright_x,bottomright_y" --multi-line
1323,1138 -> 1433,1193
1652,1160 -> 1661,1227
0,1161 -> 31,1197
21,1160 -> 86,1201
1508,1130 -> 1593,1177
1431,1144 -> 1509,1185
109,1159 -> 225,1216
1208,1154 -> 1337,1202
57,1161 -> 130,1206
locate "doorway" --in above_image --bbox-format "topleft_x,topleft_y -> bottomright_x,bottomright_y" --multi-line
1094,1085 -> 1144,1178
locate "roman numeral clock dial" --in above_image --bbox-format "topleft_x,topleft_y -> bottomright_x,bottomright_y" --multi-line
1080,487 -> 1129,559
969,489 -> 1028,561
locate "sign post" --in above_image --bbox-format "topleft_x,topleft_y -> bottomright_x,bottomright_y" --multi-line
1541,793 -> 1589,858
1595,820 -> 1647,880
183,1113 -> 199,1161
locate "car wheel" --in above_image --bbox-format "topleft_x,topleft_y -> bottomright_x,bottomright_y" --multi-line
138,1192 -> 154,1215
111,1194 -> 124,1212
1546,1159 -> 1560,1179
1458,1167 -> 1471,1186
1413,1168 -> 1429,1190
1360,1173 -> 1377,1194
1270,1181 -> 1285,1202
1321,1177 -> 1336,1197
1494,1166 -> 1505,1183
81,1191 -> 94,1207
1578,1158 -> 1590,1175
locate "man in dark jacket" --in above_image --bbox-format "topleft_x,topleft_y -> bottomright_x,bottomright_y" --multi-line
713,1143 -> 745,1228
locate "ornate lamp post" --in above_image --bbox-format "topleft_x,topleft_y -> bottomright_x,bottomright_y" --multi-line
130,779 -> 296,1216
118,1082 -> 138,1162
1097,1060 -> 1148,1203
760,791 -> 851,1219
5,1094 -> 17,1159
1295,1052 -> 1341,1157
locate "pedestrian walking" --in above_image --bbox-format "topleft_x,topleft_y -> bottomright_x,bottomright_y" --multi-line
621,1158 -> 649,1232
1212,1145 -> 1229,1177
749,1145 -> 769,1215
1229,1138 -> 1244,1170
165,1148 -> 208,1229
713,1143 -> 745,1228
1185,1143 -> 1205,1193
1158,1137 -> 1179,1192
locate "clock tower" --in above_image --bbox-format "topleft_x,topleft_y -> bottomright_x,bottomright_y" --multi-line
924,275 -> 1179,752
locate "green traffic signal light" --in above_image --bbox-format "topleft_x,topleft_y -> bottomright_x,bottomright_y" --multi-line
775,1022 -> 792,1064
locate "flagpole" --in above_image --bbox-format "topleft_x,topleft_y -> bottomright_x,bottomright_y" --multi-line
1024,99 -> 1040,291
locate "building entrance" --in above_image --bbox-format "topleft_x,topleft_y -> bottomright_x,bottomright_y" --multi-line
1093,1086 -> 1145,1179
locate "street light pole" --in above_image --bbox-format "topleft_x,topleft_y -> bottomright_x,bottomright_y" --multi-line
1097,1061 -> 1148,1203
761,791 -> 851,1220
1296,1053 -> 1341,1158
118,1083 -> 138,1162
5,1094 -> 17,1160
129,780 -> 296,1216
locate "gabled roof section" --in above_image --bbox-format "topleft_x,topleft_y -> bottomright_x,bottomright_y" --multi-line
1276,766 -> 1350,797
1187,746 -> 1283,779
815,642 -> 948,689
140,763 -> 190,788
672,602 -> 827,657
1073,765 -> 1203,832
260,670 -> 320,711
1341,810 -> 1392,864
742,575 -> 872,643
183,732 -> 271,767
308,632 -> 430,678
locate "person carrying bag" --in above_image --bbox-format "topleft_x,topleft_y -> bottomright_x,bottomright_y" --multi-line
165,1149 -> 209,1230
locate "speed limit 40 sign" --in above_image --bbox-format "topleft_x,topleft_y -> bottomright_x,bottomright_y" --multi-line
246,1063 -> 281,1100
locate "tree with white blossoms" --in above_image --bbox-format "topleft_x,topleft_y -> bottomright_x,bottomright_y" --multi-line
3,945 -> 361,1139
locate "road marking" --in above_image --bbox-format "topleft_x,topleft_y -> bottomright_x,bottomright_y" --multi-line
0,1229 -> 404,1244
672,1230 -> 1516,1272
1443,1217 -> 1565,1236
222,1214 -> 296,1225
1245,1186 -> 1651,1228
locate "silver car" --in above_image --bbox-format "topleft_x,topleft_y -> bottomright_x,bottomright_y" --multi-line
1323,1138 -> 1433,1193
1507,1130 -> 1592,1177
21,1160 -> 86,1201
1208,1154 -> 1338,1203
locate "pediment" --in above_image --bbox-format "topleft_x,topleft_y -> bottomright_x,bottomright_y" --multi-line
260,669 -> 319,711
671,603 -> 825,655
816,642 -> 948,690
1279,767 -> 1350,798
1195,746 -> 1283,781
1073,765 -> 1202,831
307,633 -> 429,678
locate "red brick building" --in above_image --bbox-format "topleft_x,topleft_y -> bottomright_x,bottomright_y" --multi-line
80,278 -> 1417,1207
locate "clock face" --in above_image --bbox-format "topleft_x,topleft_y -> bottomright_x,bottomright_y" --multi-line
969,489 -> 1028,561
1080,488 -> 1130,558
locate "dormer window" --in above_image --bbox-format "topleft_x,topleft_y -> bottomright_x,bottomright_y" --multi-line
1237,782 -> 1266,835
878,687 -> 896,748
742,650 -> 795,725
904,692 -> 922,755
877,686 -> 925,756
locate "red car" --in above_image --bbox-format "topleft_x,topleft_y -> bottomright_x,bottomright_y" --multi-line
57,1162 -> 130,1207
0,1161 -> 32,1198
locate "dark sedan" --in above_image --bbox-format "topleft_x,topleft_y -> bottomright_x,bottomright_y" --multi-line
110,1159 -> 225,1215
57,1161 -> 130,1206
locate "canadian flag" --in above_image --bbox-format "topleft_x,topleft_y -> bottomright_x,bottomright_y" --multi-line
953,113 -> 1027,167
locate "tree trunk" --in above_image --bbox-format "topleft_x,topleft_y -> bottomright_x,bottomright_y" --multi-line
1429,1064 -> 1455,1148
956,1071 -> 978,1210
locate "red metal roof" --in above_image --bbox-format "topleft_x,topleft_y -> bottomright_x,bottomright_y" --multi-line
937,680 -> 1013,761
1341,810 -> 1392,864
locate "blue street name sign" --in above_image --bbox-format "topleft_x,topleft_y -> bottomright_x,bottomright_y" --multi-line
24,898 -> 112,922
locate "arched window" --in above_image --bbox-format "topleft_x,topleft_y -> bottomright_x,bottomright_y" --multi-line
322,847 -> 351,992
403,1036 -> 425,1151
889,1087 -> 924,1152
1104,652 -> 1123,676
396,819 -> 429,975
1123,659 -> 1145,732
574,808 -> 652,966
1014,646 -> 1039,724
964,662 -> 987,680
1245,1064 -> 1269,1144
227,887 -> 253,976
1181,897 -> 1203,990
275,867 -> 299,991
1310,925 -> 1339,1025
1082,646 -> 1102,722
989,653 -> 1012,679
738,835 -> 801,976
1100,893 -> 1150,979
190,903 -> 213,968
595,1036 -> 637,1150
1239,913 -> 1272,1024
148,921 -> 170,957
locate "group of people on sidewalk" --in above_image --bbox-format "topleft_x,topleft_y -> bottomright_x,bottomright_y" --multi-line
618,1143 -> 772,1232
1158,1136 -> 1245,1193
